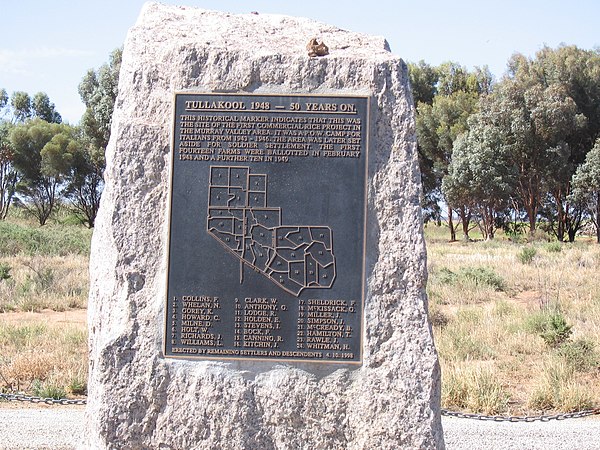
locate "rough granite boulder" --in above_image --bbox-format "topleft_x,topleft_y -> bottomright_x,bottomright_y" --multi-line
86,2 -> 444,449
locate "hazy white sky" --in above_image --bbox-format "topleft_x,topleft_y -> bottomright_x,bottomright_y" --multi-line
2,0 -> 599,123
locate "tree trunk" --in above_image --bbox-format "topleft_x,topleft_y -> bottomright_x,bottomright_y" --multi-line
554,189 -> 565,242
526,201 -> 537,235
596,195 -> 600,244
448,205 -> 456,242
459,206 -> 470,242
484,206 -> 495,240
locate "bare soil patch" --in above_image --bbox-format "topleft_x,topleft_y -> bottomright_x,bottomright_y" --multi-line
0,309 -> 86,327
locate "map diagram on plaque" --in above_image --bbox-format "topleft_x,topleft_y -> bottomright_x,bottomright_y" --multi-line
206,166 -> 336,296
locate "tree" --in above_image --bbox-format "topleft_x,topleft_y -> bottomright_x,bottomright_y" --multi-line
9,119 -> 68,225
62,47 -> 121,228
32,92 -> 62,124
470,73 -> 578,235
0,89 -> 8,114
0,121 -> 17,219
507,46 -> 600,240
571,140 -> 600,243
78,47 -> 122,150
414,62 -> 493,240
11,91 -> 32,122
417,86 -> 480,240
8,90 -> 62,124
42,127 -> 104,228
408,60 -> 439,106
442,119 -> 512,240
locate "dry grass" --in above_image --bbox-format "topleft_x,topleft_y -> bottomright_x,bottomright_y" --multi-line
2,214 -> 599,409
427,224 -> 600,414
0,211 -> 90,398
0,310 -> 87,398
0,255 -> 89,313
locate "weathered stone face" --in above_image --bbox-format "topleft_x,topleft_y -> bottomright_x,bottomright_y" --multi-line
86,3 -> 443,449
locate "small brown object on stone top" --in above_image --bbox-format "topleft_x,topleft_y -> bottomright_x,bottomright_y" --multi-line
306,38 -> 329,57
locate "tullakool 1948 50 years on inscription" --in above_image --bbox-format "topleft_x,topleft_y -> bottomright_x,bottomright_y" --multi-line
165,93 -> 369,363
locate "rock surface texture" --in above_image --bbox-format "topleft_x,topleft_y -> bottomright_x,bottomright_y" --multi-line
86,3 -> 443,449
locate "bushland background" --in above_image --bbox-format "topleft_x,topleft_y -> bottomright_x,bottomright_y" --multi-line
1,45 -> 600,414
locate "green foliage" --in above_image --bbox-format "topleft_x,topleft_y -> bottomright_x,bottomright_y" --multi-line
0,88 -> 7,111
558,339 -> 599,372
544,242 -> 563,253
0,121 -> 18,220
436,266 -> 505,291
540,314 -> 573,348
10,91 -> 32,122
0,263 -> 11,281
32,379 -> 67,400
414,45 -> 600,240
517,246 -> 537,264
442,130 -> 512,240
408,60 -> 438,106
414,61 -> 491,239
31,92 -> 61,123
78,47 -> 121,150
527,310 -> 573,348
9,119 -> 68,225
0,220 -> 91,256
570,139 -> 600,242
68,376 -> 87,396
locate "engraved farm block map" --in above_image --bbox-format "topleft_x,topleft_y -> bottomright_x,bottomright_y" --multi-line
207,166 -> 336,296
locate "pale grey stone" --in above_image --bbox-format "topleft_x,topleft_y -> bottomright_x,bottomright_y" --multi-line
86,2 -> 443,449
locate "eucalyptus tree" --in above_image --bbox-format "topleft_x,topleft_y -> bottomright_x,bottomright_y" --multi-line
442,114 -> 513,240
408,61 -> 441,223
0,89 -> 8,114
415,62 -> 491,240
32,92 -> 62,123
9,119 -> 70,225
0,121 -> 17,219
466,74 -> 578,235
10,91 -> 32,122
570,140 -> 600,243
78,47 -> 122,150
8,91 -> 62,124
43,128 -> 104,228
507,46 -> 600,240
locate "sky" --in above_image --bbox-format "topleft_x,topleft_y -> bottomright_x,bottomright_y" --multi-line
2,0 -> 599,124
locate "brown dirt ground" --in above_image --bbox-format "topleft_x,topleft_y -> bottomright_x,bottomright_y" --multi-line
0,309 -> 87,327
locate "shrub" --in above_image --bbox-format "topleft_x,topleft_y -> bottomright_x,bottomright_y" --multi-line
437,267 -> 458,285
442,366 -> 509,415
458,267 -> 505,291
545,242 -> 562,253
0,263 -> 10,281
435,266 -> 505,291
32,379 -> 67,400
68,376 -> 87,395
518,246 -> 537,264
524,309 -> 573,348
558,339 -> 599,372
528,357 -> 594,412
429,306 -> 450,328
540,314 -> 573,348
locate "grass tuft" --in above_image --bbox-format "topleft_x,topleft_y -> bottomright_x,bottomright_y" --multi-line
517,246 -> 537,264
443,365 -> 509,415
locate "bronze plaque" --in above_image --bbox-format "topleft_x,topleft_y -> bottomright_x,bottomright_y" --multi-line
165,93 -> 369,364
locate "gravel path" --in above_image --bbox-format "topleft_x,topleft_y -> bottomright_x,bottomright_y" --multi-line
1,407 -> 599,449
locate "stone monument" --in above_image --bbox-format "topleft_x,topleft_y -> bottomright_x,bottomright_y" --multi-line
86,2 -> 444,448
